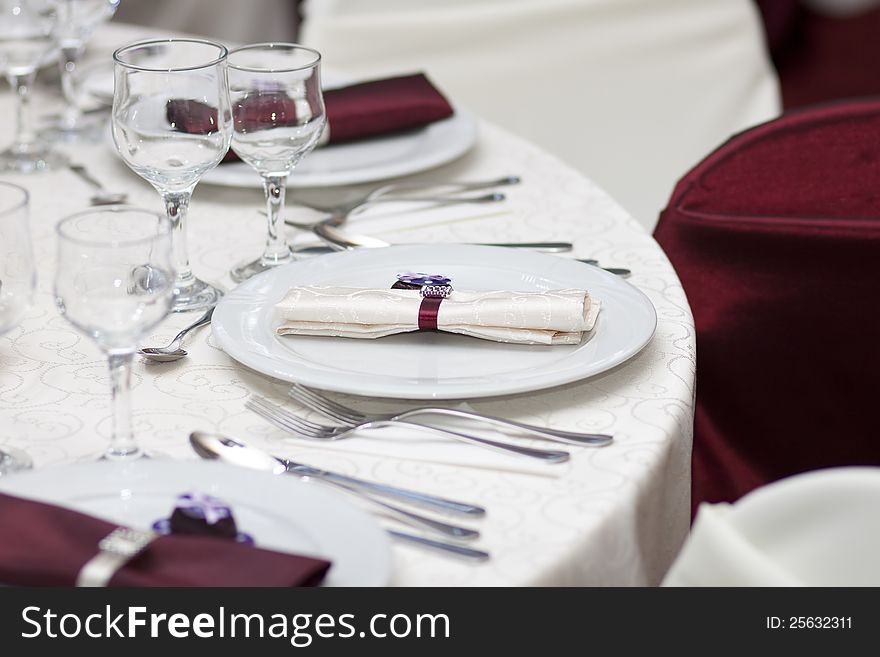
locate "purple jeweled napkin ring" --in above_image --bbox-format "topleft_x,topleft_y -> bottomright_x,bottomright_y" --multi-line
393,273 -> 453,330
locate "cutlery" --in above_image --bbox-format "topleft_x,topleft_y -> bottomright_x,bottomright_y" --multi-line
283,174 -> 520,229
312,221 -> 572,252
387,530 -> 489,561
138,306 -> 214,363
288,384 -> 613,447
68,163 -> 129,206
246,395 -> 570,463
189,431 -> 485,517
281,193 -> 506,230
189,431 -> 480,541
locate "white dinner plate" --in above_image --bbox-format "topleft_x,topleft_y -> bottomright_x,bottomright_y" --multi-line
0,460 -> 392,587
212,245 -> 657,400
202,109 -> 477,189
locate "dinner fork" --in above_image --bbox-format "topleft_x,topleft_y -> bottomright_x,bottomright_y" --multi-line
245,395 -> 570,463
285,175 -> 521,229
288,384 -> 614,447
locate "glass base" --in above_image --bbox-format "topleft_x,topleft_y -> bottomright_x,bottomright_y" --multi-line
41,116 -> 106,144
172,277 -> 224,313
0,142 -> 68,174
230,250 -> 294,283
0,446 -> 33,477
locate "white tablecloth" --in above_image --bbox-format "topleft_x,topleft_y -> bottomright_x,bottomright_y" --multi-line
0,23 -> 695,586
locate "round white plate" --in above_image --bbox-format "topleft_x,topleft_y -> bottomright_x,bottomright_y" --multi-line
201,109 -> 477,189
212,245 -> 657,400
0,460 -> 391,587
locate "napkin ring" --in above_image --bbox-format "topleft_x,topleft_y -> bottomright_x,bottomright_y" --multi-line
76,526 -> 157,587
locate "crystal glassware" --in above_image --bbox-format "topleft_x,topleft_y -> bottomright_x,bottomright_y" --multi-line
44,0 -> 119,141
0,0 -> 65,173
112,38 -> 231,312
0,181 -> 35,476
226,43 -> 325,282
54,207 -> 175,460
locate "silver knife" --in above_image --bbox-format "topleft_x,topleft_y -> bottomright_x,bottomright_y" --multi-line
189,431 -> 486,518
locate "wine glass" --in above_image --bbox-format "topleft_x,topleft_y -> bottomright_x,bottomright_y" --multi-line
0,181 -> 35,476
54,207 -> 174,460
112,38 -> 231,312
0,0 -> 66,173
226,43 -> 325,282
43,0 -> 119,141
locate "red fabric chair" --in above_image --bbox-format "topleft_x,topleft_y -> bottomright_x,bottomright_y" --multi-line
654,99 -> 880,515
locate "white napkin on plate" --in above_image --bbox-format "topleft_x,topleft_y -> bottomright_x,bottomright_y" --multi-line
275,286 -> 599,345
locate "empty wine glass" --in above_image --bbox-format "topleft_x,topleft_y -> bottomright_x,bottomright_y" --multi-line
43,0 -> 119,141
112,38 -> 231,312
227,43 -> 325,282
0,0 -> 65,173
54,207 -> 174,460
0,181 -> 35,476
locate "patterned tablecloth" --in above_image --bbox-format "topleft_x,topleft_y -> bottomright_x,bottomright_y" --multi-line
0,23 -> 695,586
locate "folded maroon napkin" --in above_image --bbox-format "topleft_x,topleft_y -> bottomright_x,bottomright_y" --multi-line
0,492 -> 331,586
653,99 -> 880,515
166,73 -> 454,163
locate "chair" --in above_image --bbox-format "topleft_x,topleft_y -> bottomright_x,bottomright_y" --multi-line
299,0 -> 780,231
653,99 -> 880,514
663,467 -> 880,586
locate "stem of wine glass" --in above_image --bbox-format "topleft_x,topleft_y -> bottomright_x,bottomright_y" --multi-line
9,71 -> 36,153
59,44 -> 84,130
261,174 -> 292,264
162,188 -> 196,293
105,351 -> 139,460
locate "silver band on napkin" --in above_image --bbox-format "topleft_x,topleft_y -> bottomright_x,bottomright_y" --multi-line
76,527 -> 157,587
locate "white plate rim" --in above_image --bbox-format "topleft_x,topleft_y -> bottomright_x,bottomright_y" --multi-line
212,245 -> 657,400
200,108 -> 478,189
0,459 -> 392,587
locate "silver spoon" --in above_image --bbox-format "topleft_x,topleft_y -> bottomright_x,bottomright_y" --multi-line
68,163 -> 129,205
138,306 -> 214,363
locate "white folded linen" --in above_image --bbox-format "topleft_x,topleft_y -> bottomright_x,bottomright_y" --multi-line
275,286 -> 600,345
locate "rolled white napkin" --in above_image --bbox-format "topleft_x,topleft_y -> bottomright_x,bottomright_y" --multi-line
275,286 -> 600,345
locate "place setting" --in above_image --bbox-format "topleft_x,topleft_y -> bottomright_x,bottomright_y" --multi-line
0,5 -> 669,590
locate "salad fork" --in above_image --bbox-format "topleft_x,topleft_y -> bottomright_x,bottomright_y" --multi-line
288,384 -> 613,447
245,395 -> 570,463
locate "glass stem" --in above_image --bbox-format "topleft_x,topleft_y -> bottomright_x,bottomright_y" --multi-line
106,351 -> 139,460
59,44 -> 84,129
9,72 -> 36,153
261,174 -> 292,264
163,188 -> 196,292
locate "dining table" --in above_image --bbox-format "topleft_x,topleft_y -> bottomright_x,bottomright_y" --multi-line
0,21 -> 696,586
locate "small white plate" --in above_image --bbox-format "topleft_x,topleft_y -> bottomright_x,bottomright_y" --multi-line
212,245 -> 657,400
202,109 -> 477,189
0,460 -> 392,587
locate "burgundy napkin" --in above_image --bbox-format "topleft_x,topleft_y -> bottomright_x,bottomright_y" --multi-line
166,73 -> 454,163
0,492 -> 331,587
653,99 -> 880,515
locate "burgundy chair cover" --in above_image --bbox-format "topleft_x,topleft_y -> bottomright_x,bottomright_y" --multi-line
654,99 -> 880,515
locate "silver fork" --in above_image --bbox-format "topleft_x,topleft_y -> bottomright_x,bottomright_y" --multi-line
245,395 -> 570,463
288,384 -> 613,447
283,175 -> 520,230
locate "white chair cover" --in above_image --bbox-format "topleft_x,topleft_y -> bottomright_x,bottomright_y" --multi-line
663,467 -> 880,586
300,0 -> 781,230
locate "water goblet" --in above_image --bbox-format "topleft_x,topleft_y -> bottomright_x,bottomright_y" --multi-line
54,207 -> 175,460
0,0 -> 65,173
0,181 -> 35,476
44,0 -> 119,141
226,43 -> 325,282
112,38 -> 231,312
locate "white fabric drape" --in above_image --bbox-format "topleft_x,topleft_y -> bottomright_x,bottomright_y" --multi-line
664,468 -> 880,586
301,0 -> 780,231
